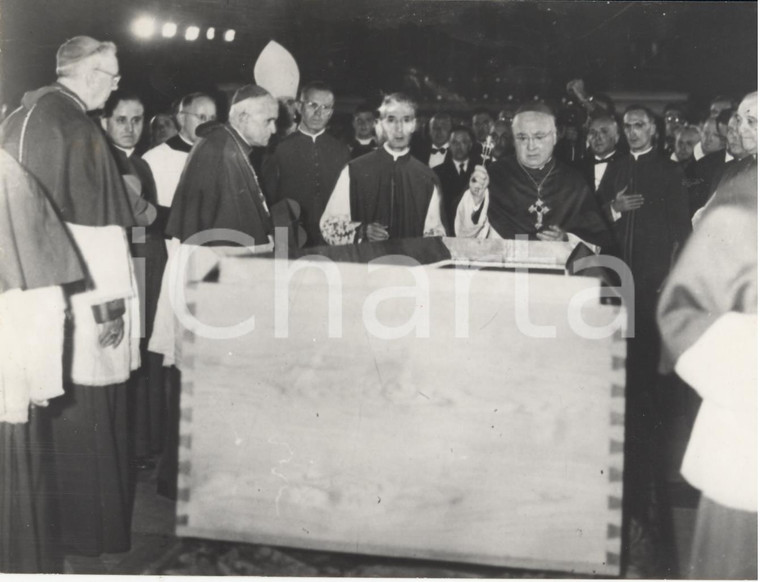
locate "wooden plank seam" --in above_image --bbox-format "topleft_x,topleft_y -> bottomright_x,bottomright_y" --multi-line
176,291 -> 196,531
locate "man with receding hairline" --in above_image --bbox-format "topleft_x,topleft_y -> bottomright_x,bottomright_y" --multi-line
455,101 -> 611,247
143,92 -> 217,214
583,113 -> 624,192
101,88 -> 168,471
320,92 -> 445,244
261,81 -> 350,247
149,84 -> 278,500
165,84 -> 277,244
0,34 -> 154,558
596,104 -> 691,566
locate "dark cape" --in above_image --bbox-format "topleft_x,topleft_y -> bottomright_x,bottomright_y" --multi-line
0,149 -> 84,293
348,147 -> 440,239
166,123 -> 273,246
0,149 -> 85,574
0,84 -> 138,228
486,155 -> 613,246
261,130 -> 349,247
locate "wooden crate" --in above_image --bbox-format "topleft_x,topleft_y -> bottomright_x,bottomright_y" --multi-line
176,256 -> 625,576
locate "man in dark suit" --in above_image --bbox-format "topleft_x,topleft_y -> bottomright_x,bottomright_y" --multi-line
412,111 -> 453,167
691,108 -> 736,216
582,112 -> 624,193
434,125 -> 477,235
348,102 -> 377,159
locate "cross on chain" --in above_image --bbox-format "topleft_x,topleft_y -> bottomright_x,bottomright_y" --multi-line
528,199 -> 550,230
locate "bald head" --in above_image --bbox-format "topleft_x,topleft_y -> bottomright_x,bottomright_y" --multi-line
229,93 -> 279,147
55,36 -> 119,110
512,111 -> 557,169
588,115 -> 619,158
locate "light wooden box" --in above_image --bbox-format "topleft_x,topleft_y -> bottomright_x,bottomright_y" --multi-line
176,254 -> 625,576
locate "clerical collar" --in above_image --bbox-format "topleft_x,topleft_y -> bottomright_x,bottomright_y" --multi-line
115,145 -> 135,157
356,137 -> 375,146
298,126 -> 325,142
521,158 -> 554,178
166,134 -> 194,153
383,142 -> 410,161
630,146 -> 653,160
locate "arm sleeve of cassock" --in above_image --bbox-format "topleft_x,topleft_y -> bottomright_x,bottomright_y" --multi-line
319,166 -> 360,245
423,185 -> 446,237
123,174 -> 157,226
674,311 -> 757,411
454,188 -> 491,238
657,204 -> 757,373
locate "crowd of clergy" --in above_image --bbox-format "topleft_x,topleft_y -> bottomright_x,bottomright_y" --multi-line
0,34 -> 756,579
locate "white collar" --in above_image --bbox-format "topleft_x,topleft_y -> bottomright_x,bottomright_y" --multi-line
383,142 -> 410,161
298,126 -> 325,142
631,146 -> 653,160
432,142 -> 450,150
178,133 -> 195,147
693,141 -> 705,161
356,137 -> 375,145
595,152 -> 615,162
115,145 -> 135,157
725,151 -> 734,163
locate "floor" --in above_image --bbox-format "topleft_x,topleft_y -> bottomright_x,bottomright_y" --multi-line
60,463 -> 698,577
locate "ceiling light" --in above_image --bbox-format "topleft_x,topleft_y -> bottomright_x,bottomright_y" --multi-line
132,16 -> 156,39
224,29 -> 236,42
206,27 -> 216,40
185,26 -> 200,41
162,22 -> 177,38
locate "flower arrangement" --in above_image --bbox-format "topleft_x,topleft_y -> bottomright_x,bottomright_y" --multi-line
321,215 -> 361,246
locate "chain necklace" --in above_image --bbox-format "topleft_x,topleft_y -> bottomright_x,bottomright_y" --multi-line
518,159 -> 555,230
224,125 -> 271,219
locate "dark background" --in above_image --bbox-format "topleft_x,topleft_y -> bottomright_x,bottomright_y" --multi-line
1,0 -> 757,118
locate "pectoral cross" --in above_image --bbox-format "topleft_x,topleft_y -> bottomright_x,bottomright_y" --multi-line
528,199 -> 550,230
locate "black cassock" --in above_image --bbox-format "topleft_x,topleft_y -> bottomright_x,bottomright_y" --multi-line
483,155 -> 613,246
348,147 -> 440,239
597,150 -> 691,545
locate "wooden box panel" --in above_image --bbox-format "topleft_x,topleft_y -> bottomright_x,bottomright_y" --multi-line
177,258 -> 625,576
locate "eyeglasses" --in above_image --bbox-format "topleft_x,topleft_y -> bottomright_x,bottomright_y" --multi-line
181,111 -> 217,123
302,101 -> 334,115
94,68 -> 121,88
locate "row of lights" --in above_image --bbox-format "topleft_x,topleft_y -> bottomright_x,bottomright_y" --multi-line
132,16 -> 235,42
